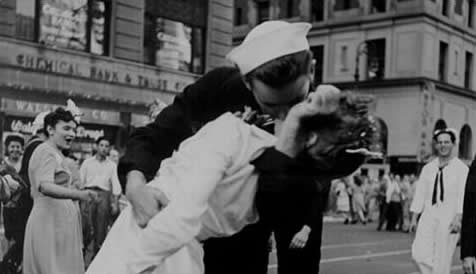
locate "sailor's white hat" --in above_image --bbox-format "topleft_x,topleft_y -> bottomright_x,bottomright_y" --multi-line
227,21 -> 311,75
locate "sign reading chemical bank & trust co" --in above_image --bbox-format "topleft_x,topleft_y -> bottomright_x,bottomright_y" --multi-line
0,40 -> 197,93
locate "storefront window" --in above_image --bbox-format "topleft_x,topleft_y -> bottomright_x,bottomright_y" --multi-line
144,16 -> 204,74
334,0 -> 359,11
90,0 -> 108,55
15,0 -> 36,41
36,0 -> 110,55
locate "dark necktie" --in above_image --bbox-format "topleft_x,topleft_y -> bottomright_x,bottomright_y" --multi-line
432,166 -> 445,205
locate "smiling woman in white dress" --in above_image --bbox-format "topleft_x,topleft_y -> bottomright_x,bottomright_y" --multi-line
22,108 -> 98,274
87,87 -> 378,274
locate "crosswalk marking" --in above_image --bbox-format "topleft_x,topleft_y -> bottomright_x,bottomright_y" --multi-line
270,239 -> 410,254
407,264 -> 462,274
268,249 -> 411,269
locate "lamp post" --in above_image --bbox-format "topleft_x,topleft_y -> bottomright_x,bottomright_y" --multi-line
354,41 -> 368,85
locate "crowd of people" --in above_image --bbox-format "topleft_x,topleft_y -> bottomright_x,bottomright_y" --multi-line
330,173 -> 418,232
0,19 -> 474,274
0,107 -> 124,274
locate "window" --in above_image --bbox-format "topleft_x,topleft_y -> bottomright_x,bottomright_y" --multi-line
442,0 -> 449,16
468,0 -> 474,28
455,51 -> 459,75
371,0 -> 386,13
334,0 -> 359,11
340,45 -> 348,72
257,1 -> 270,23
455,0 -> 463,15
459,125 -> 473,160
366,39 -> 386,80
234,0 -> 249,26
439,42 -> 448,81
15,0 -> 36,41
286,0 -> 296,18
311,45 -> 324,84
465,51 -> 473,89
143,16 -> 204,74
37,0 -> 111,55
360,168 -> 368,176
234,8 -> 243,25
278,0 -> 299,19
90,1 -> 110,55
312,0 -> 324,21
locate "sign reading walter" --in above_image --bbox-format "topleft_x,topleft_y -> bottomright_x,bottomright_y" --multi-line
0,40 -> 197,93
1,98 -> 121,126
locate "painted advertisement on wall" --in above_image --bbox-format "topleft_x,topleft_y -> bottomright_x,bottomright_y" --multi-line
39,0 -> 88,51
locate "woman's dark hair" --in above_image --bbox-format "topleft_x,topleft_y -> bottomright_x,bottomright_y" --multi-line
5,134 -> 25,148
299,91 -> 377,178
245,50 -> 313,89
43,107 -> 76,137
354,175 -> 364,186
301,91 -> 376,150
96,136 -> 110,145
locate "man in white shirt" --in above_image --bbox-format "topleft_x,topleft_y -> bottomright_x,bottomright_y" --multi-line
80,137 -> 122,255
409,128 -> 469,274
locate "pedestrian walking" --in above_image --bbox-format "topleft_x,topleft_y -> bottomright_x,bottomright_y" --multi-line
22,108 -> 98,274
386,175 -> 402,231
80,137 -> 122,256
377,175 -> 389,230
409,128 -> 468,274
352,175 -> 368,224
400,175 -> 413,232
366,178 -> 380,222
335,178 -> 351,223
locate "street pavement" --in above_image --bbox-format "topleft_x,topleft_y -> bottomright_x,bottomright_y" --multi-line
267,221 -> 464,274
0,220 -> 465,274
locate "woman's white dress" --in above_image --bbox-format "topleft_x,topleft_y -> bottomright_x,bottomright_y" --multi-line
86,113 -> 275,274
335,181 -> 350,212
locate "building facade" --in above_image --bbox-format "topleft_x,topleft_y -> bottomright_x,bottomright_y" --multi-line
0,0 -> 233,160
234,0 -> 476,175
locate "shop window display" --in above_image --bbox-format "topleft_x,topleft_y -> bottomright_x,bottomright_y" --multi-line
144,16 -> 204,74
14,0 -> 110,56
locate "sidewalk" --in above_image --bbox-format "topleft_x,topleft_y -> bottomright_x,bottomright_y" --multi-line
323,215 -> 346,223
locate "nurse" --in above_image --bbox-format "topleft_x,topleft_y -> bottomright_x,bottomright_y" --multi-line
409,128 -> 468,274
